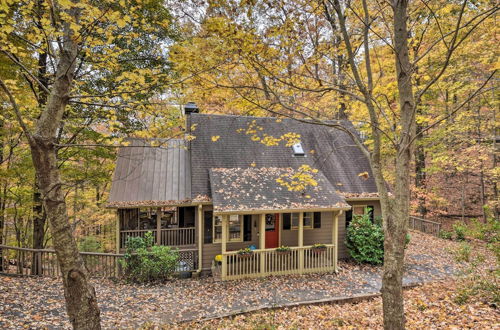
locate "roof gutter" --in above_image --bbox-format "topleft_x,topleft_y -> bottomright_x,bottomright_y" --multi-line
213,206 -> 352,216
345,197 -> 381,201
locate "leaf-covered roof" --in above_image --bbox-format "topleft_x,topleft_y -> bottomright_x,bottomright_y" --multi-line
209,167 -> 349,213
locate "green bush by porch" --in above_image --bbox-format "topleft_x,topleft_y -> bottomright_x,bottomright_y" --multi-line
120,232 -> 179,283
346,214 -> 385,265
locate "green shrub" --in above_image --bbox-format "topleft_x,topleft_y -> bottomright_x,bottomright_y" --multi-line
453,222 -> 467,241
454,242 -> 471,262
439,230 -> 453,240
466,218 -> 499,243
405,233 -> 411,248
79,236 -> 103,252
119,232 -> 179,283
346,214 -> 384,265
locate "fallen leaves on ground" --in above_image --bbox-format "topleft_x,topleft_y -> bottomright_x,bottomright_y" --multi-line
0,231 -> 495,329
179,279 -> 499,329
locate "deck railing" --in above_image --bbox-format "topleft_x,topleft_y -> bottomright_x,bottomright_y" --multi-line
119,227 -> 195,249
0,245 -> 198,278
409,216 -> 441,237
222,244 -> 336,280
160,227 -> 196,246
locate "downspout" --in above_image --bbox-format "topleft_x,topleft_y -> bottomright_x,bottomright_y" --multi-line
197,204 -> 203,274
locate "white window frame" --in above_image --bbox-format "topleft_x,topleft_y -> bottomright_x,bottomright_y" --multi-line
213,215 -> 223,243
227,214 -> 243,242
291,212 -> 314,230
213,214 -> 244,243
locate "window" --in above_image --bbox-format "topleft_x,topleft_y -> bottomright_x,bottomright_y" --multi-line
213,215 -> 223,243
290,212 -> 314,230
352,205 -> 366,215
212,215 -> 244,243
303,212 -> 313,228
352,205 -> 375,222
228,215 -> 243,242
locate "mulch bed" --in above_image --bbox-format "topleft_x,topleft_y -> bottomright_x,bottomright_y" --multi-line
0,231 -> 468,329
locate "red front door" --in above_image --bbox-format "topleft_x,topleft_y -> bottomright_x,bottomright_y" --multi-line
265,214 -> 280,248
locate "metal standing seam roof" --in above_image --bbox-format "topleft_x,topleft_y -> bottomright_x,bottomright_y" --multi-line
107,138 -> 191,208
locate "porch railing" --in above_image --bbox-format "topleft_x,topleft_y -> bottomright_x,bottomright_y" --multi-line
408,216 -> 441,237
119,227 -> 195,249
0,245 -> 198,278
222,244 -> 336,280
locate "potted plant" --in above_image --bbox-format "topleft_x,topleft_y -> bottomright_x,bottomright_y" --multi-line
211,255 -> 223,280
237,247 -> 253,258
275,246 -> 291,255
311,243 -> 327,254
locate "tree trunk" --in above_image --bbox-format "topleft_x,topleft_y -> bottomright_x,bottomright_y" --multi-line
0,117 -> 4,271
415,123 -> 427,218
30,138 -> 101,329
381,1 -> 415,329
24,9 -> 102,328
32,5 -> 49,273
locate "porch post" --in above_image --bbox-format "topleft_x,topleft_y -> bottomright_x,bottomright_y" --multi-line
333,211 -> 339,272
156,208 -> 161,246
115,210 -> 120,254
197,204 -> 203,272
298,212 -> 304,273
221,215 -> 228,280
259,214 -> 266,275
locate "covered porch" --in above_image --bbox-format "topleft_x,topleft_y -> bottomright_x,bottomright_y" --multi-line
117,206 -> 197,250
218,211 -> 343,280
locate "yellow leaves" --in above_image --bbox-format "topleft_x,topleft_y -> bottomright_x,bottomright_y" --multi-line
251,135 -> 260,142
276,165 -> 319,192
116,15 -> 131,29
358,172 -> 369,179
250,162 -> 256,167
211,135 -> 220,142
117,18 -> 127,29
260,135 -> 280,146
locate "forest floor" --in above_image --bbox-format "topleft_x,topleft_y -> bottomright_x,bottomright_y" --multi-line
0,231 -> 497,329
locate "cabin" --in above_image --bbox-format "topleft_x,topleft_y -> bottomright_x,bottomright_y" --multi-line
107,104 -> 381,280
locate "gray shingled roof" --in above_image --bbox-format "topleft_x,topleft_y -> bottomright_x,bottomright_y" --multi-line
108,113 -> 379,208
209,167 -> 349,213
189,113 -> 378,200
108,139 -> 192,207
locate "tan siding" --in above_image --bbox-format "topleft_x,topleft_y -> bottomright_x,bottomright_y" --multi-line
281,212 -> 333,246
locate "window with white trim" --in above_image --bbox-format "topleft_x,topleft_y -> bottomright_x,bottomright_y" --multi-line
213,215 -> 223,243
228,214 -> 243,242
213,215 -> 244,243
291,212 -> 314,230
